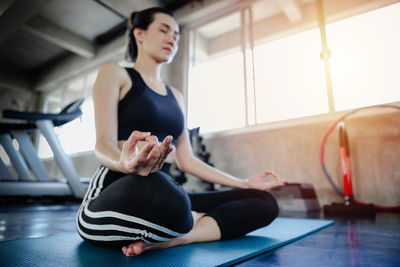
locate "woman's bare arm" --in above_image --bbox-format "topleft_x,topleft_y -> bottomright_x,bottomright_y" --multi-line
92,62 -> 125,171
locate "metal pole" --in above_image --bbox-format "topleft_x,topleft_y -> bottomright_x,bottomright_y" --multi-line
317,0 -> 335,113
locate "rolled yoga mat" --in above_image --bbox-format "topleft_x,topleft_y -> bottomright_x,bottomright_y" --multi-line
0,217 -> 333,267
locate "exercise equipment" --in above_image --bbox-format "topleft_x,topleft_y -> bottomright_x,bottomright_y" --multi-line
323,120 -> 375,217
0,217 -> 333,267
0,99 -> 88,198
190,127 -> 216,191
321,104 -> 400,216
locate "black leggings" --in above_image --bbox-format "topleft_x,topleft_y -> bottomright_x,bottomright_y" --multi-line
76,165 -> 279,249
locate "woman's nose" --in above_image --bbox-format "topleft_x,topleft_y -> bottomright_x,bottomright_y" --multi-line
166,34 -> 176,46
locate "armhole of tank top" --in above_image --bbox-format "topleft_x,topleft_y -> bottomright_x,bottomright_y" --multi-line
165,84 -> 172,96
119,68 -> 135,103
167,85 -> 181,106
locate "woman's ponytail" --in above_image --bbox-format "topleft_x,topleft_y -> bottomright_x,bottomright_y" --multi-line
129,11 -> 138,28
126,11 -> 138,62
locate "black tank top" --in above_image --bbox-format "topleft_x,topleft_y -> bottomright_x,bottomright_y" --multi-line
118,68 -> 184,145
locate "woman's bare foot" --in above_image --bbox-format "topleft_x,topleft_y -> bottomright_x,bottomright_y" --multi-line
122,241 -> 150,257
121,212 -> 208,257
121,237 -> 183,257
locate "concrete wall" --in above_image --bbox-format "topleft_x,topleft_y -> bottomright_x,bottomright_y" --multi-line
201,110 -> 400,207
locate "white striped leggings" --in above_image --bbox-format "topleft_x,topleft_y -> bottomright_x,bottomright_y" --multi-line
76,165 -> 279,249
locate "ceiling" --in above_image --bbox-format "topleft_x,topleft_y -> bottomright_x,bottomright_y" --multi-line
0,0 -> 197,92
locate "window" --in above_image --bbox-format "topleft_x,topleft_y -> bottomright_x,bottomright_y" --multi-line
187,2 -> 326,134
327,3 -> 400,111
188,52 -> 246,133
38,70 -> 98,158
187,1 -> 400,134
253,28 -> 328,124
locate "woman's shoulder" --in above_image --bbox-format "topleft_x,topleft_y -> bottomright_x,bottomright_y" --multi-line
168,86 -> 184,107
168,86 -> 182,98
97,61 -> 131,83
98,61 -> 126,75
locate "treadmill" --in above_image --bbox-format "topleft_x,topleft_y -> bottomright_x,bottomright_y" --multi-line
0,99 -> 89,198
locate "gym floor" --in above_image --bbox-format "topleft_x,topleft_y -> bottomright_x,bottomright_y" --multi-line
0,199 -> 399,266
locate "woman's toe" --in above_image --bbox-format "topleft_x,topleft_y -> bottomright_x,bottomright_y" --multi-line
133,243 -> 143,255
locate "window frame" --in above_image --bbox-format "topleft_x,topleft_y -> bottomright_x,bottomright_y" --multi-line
183,0 -> 400,137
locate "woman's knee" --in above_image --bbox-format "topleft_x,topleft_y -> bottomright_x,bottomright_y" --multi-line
160,195 -> 193,234
261,192 -> 280,221
146,171 -> 194,233
235,188 -> 277,202
244,193 -> 279,228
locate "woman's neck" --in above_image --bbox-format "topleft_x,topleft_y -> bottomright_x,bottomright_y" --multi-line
134,54 -> 163,83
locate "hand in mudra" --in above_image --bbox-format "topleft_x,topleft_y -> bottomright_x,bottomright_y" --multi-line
119,130 -> 174,176
245,171 -> 289,192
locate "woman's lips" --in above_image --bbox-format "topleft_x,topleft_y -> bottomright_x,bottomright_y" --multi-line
163,47 -> 172,54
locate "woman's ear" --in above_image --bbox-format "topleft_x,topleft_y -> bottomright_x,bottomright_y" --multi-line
133,28 -> 143,43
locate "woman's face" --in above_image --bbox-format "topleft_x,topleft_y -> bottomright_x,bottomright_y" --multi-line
135,13 -> 180,64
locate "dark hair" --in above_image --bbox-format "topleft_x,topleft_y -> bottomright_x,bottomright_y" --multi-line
126,7 -> 178,62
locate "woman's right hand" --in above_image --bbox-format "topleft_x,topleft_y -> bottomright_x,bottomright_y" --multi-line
118,130 -> 174,176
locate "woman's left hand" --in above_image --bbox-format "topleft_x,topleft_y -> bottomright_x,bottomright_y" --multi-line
244,171 -> 289,192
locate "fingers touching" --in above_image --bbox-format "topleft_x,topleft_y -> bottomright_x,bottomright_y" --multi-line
260,170 -> 289,191
123,135 -> 174,176
125,130 -> 151,152
263,170 -> 280,182
151,136 -> 174,172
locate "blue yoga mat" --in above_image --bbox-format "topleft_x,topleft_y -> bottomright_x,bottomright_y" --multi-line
0,218 -> 333,267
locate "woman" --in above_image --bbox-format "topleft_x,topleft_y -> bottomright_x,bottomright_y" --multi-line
76,7 -> 288,257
